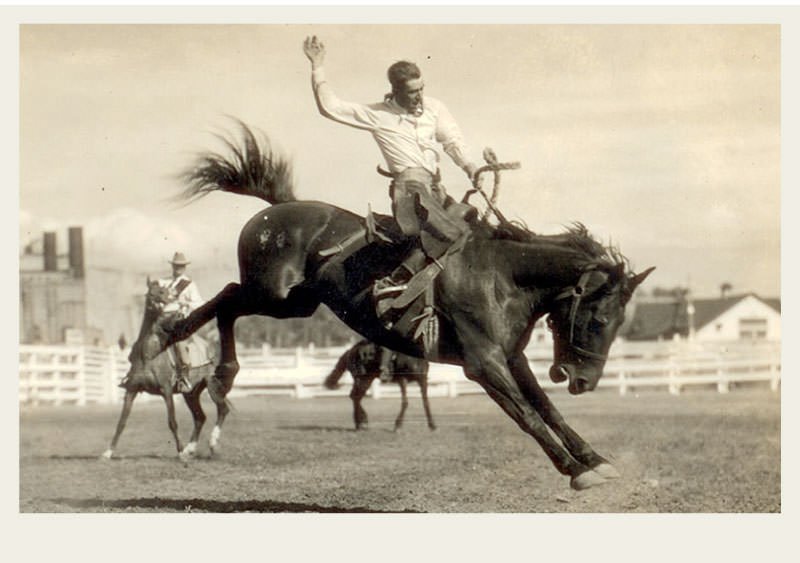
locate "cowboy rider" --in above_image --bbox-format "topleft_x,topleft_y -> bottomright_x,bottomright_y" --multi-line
303,35 -> 479,282
159,252 -> 203,392
303,36 -> 479,377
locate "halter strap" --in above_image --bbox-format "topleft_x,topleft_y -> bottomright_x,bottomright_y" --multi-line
554,268 -> 609,361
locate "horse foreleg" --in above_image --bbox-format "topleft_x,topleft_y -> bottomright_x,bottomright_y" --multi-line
350,375 -> 373,430
417,374 -> 437,431
460,342 -> 604,490
508,354 -> 618,479
162,390 -> 183,455
101,390 -> 137,459
394,378 -> 409,431
179,385 -> 206,461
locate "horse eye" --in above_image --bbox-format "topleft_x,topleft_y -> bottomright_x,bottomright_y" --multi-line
594,314 -> 609,326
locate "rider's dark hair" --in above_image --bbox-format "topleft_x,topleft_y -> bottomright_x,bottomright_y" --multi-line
387,60 -> 421,94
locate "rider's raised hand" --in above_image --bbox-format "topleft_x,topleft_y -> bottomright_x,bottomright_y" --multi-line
303,35 -> 326,68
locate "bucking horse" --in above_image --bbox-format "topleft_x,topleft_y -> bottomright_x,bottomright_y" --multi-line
151,121 -> 653,490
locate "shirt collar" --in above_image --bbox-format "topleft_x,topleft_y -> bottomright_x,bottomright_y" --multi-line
385,97 -> 424,118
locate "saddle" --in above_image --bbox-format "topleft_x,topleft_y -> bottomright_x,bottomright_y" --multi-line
317,200 -> 476,358
166,335 -> 213,390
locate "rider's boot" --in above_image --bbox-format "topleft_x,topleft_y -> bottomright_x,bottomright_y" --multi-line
176,364 -> 192,393
374,246 -> 427,298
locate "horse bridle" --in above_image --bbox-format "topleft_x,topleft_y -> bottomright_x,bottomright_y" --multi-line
550,268 -> 609,362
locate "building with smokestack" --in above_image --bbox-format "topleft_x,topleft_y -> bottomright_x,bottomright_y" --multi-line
19,227 -> 100,344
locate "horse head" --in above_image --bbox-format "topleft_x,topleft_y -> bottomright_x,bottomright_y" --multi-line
127,279 -> 172,366
547,263 -> 654,395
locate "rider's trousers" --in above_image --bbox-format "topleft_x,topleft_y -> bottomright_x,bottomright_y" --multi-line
390,167 -> 468,254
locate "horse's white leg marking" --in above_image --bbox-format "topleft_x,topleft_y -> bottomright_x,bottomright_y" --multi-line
179,441 -> 197,461
209,425 -> 221,452
101,448 -> 114,460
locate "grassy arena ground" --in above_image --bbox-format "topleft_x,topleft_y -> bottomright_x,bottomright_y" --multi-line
19,387 -> 779,513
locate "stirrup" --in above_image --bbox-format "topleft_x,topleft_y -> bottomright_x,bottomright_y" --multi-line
372,277 -> 408,299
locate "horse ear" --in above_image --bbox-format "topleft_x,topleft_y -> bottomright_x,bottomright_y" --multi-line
629,266 -> 656,291
146,275 -> 151,286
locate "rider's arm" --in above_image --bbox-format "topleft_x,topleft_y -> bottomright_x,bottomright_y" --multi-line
179,281 -> 204,315
311,67 -> 379,132
434,101 -> 478,180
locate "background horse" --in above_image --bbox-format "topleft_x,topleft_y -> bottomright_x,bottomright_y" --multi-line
323,340 -> 436,431
158,121 -> 654,490
101,280 -> 230,461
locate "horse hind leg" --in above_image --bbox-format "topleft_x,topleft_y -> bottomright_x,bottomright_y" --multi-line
350,375 -> 372,430
394,378 -> 409,431
162,389 -> 184,457
101,390 -> 137,459
418,374 -> 437,431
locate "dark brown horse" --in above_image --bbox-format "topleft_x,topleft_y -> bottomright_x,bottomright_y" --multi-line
155,122 -> 654,489
101,279 -> 230,461
323,340 -> 436,431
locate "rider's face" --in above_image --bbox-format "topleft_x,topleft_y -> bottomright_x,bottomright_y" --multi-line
395,78 -> 424,115
172,264 -> 186,278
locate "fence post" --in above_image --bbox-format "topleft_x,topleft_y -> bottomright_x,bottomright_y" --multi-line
294,382 -> 311,399
668,360 -> 681,396
716,358 -> 729,394
618,370 -> 627,396
371,379 -> 382,399
770,362 -> 780,392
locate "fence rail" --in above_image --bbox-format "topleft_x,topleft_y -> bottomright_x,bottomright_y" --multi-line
18,340 -> 780,406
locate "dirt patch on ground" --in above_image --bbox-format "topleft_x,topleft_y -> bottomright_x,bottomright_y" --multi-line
19,388 -> 780,512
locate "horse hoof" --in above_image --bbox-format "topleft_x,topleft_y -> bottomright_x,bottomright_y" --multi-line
179,444 -> 197,462
570,471 -> 607,491
428,425 -> 437,431
100,449 -> 113,460
592,463 -> 620,480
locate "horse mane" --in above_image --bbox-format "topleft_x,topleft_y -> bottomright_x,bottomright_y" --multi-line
177,118 -> 296,205
479,219 -> 628,272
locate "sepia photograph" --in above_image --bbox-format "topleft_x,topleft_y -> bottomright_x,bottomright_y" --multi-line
7,4 -> 796,558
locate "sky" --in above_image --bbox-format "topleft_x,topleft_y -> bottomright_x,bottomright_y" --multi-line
17,22 -> 781,298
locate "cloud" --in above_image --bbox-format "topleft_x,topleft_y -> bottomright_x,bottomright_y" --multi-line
20,206 -> 223,273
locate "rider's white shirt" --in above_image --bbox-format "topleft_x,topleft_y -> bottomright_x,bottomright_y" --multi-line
311,67 -> 472,176
158,274 -> 203,316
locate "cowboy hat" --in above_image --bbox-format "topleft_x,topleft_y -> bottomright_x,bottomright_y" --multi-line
169,252 -> 190,266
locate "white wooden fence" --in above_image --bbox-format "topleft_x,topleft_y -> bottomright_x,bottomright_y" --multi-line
18,340 -> 780,406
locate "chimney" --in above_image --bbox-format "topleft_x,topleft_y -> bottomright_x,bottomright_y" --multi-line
43,231 -> 57,272
68,226 -> 85,278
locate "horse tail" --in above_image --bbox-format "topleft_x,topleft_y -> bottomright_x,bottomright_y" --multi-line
178,117 -> 296,205
323,342 -> 360,390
